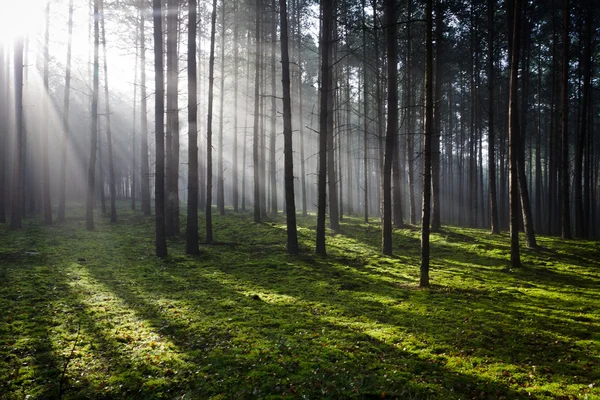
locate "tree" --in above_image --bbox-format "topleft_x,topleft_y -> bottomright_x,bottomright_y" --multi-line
186,0 -> 200,255
270,0 -> 278,217
487,0 -> 499,234
279,0 -> 299,254
10,38 -> 25,229
153,0 -> 167,257
166,0 -> 180,235
253,0 -> 262,224
206,0 -> 218,242
316,0 -> 332,255
420,0 -> 433,287
85,0 -> 100,231
382,0 -> 398,256
508,0 -> 521,268
57,0 -> 74,223
42,1 -> 52,225
139,1 -> 151,216
217,0 -> 226,216
560,0 -> 571,240
431,0 -> 444,232
101,0 -> 117,223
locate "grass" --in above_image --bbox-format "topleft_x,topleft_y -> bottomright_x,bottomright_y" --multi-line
1,203 -> 599,399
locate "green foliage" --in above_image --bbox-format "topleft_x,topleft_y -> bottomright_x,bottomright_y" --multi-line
1,206 -> 599,399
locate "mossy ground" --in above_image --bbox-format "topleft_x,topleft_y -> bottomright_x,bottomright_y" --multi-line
1,203 -> 599,399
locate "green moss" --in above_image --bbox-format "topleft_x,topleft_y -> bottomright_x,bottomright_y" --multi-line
0,205 -> 599,399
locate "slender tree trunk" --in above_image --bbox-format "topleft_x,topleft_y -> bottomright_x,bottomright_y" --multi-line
535,44 -> 542,233
406,0 -> 416,225
431,0 -> 444,232
382,0 -> 397,256
508,0 -> 521,268
232,0 -> 239,212
42,1 -> 52,225
217,0 -> 226,215
575,0 -> 592,238
132,25 -> 138,211
270,0 -> 278,216
139,4 -> 151,216
85,1 -> 100,231
327,11 -> 339,232
186,0 -> 199,254
487,0 -> 499,234
279,0 -> 299,254
206,0 -> 218,241
561,0 -> 571,240
242,28 -> 251,212
253,0 -> 262,223
362,0 -> 369,224
316,0 -> 332,255
101,1 -> 117,223
297,16 -> 307,217
166,0 -> 180,234
10,37 -> 25,229
517,15 -> 536,247
420,0 -> 433,287
153,0 -> 167,257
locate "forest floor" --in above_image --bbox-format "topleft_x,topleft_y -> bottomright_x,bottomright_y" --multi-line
1,204 -> 599,400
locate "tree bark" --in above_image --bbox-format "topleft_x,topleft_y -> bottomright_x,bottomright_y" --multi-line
382,0 -> 397,256
42,1 -> 52,225
186,0 -> 199,255
431,0 -> 444,232
270,0 -> 278,217
206,0 -> 218,241
253,0 -> 262,223
420,0 -> 433,287
217,0 -> 226,216
101,0 -> 117,223
153,0 -> 167,256
316,0 -> 332,255
85,1 -> 100,231
508,0 -> 521,268
140,3 -> 151,216
279,0 -> 299,254
561,0 -> 571,240
166,0 -> 180,234
487,0 -> 499,234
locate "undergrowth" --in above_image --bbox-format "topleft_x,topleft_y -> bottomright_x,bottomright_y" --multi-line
0,204 -> 599,399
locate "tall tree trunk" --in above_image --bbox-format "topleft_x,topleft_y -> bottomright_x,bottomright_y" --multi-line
217,0 -> 225,215
153,0 -> 167,257
166,0 -> 180,234
431,0 -> 444,232
85,1 -> 100,231
406,0 -> 416,225
575,0 -> 592,238
186,0 -> 199,254
561,0 -> 571,240
279,0 -> 299,254
382,0 -> 397,256
362,0 -> 369,224
253,0 -> 262,223
316,0 -> 332,255
42,1 -> 52,225
10,37 -> 25,229
517,14 -> 536,247
535,44 -> 542,233
206,0 -> 218,241
232,0 -> 239,212
270,0 -> 278,216
297,6 -> 307,217
327,9 -> 339,232
132,22 -> 138,211
140,3 -> 151,216
487,0 -> 499,234
101,0 -> 117,223
420,0 -> 433,287
508,0 -> 521,268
